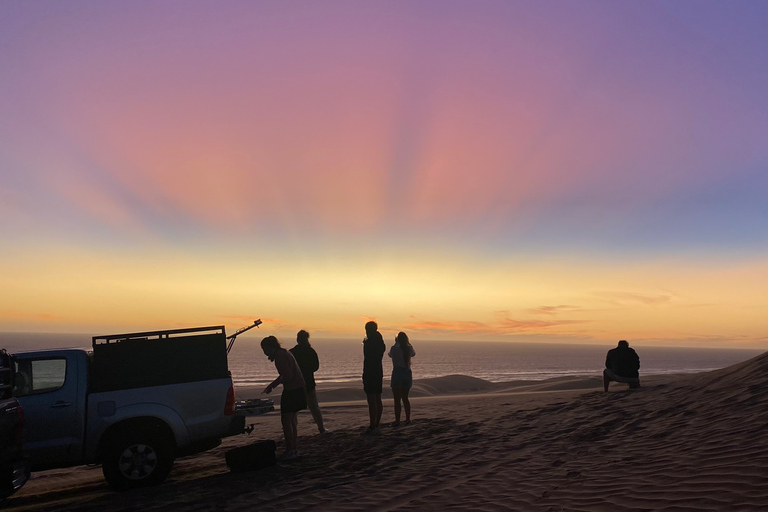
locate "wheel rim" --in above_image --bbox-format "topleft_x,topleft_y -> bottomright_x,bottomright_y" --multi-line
117,443 -> 158,480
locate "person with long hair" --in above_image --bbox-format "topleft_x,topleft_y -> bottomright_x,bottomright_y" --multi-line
362,321 -> 386,434
388,331 -> 415,426
261,335 -> 306,460
290,330 -> 328,434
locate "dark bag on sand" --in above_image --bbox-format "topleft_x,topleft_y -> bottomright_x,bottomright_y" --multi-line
225,440 -> 277,472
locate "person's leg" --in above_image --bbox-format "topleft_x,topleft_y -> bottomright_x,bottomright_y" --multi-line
306,389 -> 326,432
392,389 -> 402,424
402,388 -> 411,423
366,393 -> 377,429
375,393 -> 383,428
281,413 -> 294,452
290,412 -> 299,452
603,369 -> 611,392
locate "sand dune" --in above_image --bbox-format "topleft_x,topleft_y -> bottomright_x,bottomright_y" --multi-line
258,373 -> 611,406
6,353 -> 768,511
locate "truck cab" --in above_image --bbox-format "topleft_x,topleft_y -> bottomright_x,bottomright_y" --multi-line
13,350 -> 86,470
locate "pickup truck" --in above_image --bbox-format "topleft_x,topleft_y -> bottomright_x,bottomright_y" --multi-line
0,350 -> 29,501
11,326 -> 248,490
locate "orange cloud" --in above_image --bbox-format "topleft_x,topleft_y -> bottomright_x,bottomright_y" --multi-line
404,315 -> 584,337
525,305 -> 582,316
403,320 -> 491,335
497,318 -> 584,332
217,315 -> 275,324
0,311 -> 58,321
594,291 -> 673,306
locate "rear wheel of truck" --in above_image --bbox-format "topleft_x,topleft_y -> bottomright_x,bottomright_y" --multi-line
102,431 -> 175,490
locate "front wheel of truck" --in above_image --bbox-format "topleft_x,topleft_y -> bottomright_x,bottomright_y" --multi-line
102,430 -> 175,490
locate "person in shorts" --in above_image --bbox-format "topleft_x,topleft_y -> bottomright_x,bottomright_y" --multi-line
262,336 -> 306,459
362,321 -> 385,434
388,331 -> 415,426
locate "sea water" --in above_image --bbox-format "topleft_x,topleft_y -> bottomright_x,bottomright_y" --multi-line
1,332 -> 762,389
228,338 -> 763,387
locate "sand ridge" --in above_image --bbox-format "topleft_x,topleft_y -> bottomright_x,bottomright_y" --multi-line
5,353 -> 768,511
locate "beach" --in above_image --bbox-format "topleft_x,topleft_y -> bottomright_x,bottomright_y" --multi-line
5,352 -> 768,511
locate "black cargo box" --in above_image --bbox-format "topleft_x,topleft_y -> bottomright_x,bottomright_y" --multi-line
225,440 -> 277,472
91,326 -> 230,392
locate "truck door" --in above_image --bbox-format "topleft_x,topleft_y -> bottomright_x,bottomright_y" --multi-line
14,352 -> 82,470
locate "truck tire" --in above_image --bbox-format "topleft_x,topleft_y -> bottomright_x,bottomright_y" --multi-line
102,430 -> 175,490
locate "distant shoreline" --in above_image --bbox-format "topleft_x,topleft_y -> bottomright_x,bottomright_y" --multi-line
235,372 -> 685,405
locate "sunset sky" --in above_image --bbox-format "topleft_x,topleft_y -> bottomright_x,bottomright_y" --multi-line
1,1 -> 767,347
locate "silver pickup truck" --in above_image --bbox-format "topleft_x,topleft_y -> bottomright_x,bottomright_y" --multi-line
12,326 -> 249,490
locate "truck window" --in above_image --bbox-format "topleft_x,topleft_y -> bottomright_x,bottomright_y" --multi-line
13,358 -> 67,396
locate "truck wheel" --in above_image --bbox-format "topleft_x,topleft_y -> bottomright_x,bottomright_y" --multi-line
102,432 -> 175,490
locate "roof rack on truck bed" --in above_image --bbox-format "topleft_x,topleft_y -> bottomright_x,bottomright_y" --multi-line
92,325 -> 226,345
91,326 -> 230,393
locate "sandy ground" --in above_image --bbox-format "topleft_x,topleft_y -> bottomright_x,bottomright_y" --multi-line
5,352 -> 768,511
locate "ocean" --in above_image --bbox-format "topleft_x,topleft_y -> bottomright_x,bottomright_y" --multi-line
1,332 -> 763,389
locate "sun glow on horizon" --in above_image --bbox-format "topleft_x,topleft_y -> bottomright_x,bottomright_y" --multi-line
2,241 -> 766,348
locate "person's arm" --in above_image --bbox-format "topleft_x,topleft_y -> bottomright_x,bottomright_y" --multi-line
264,351 -> 291,394
264,374 -> 282,394
310,348 -> 319,373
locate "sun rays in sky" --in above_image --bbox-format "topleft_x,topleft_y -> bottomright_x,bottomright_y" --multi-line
1,1 -> 767,347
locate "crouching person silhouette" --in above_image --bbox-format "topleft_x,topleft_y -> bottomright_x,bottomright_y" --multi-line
603,340 -> 640,392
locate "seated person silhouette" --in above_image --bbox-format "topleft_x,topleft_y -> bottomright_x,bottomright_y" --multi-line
603,340 -> 640,391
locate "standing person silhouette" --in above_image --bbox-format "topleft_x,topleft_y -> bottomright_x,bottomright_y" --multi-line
362,321 -> 385,435
261,336 -> 306,460
290,330 -> 328,434
389,332 -> 415,426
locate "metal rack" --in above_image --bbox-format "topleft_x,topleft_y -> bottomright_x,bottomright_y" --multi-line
226,320 -> 262,353
92,325 -> 227,346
